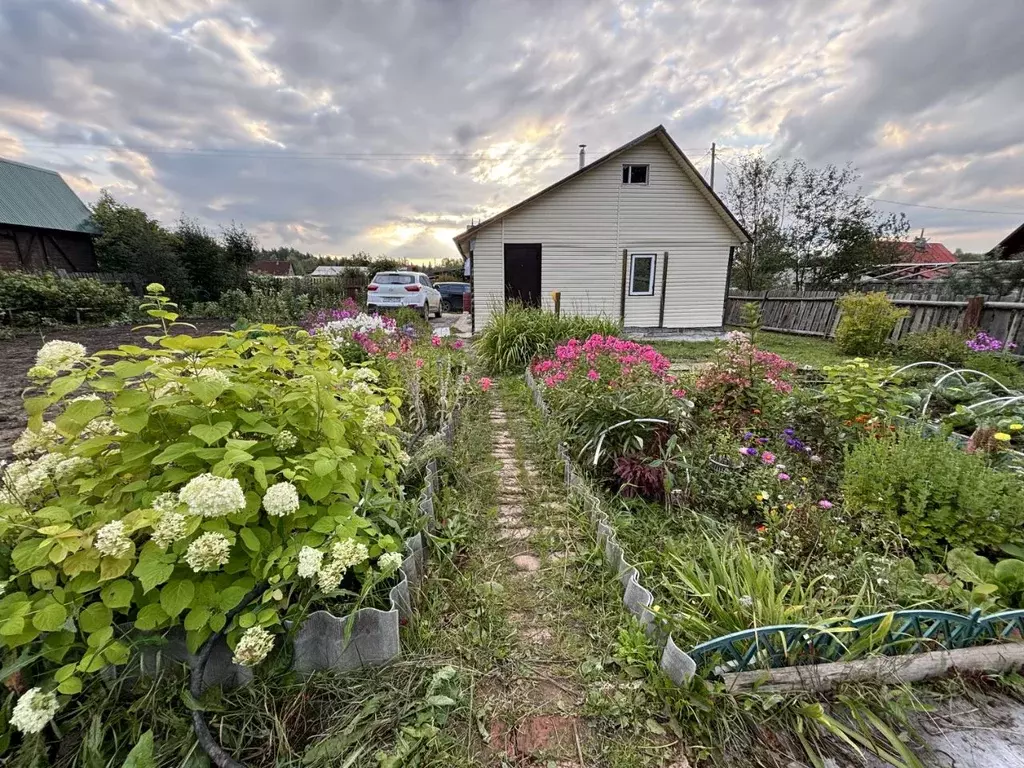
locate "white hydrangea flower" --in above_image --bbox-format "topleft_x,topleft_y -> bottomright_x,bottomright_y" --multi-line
12,423 -> 60,456
352,367 -> 379,383
272,430 -> 298,452
10,687 -> 59,734
178,474 -> 246,518
319,314 -> 395,340
83,419 -> 122,439
27,365 -> 56,380
196,368 -> 231,387
151,512 -> 187,548
363,405 -> 387,432
297,546 -> 324,579
331,538 -> 369,569
152,492 -> 180,513
231,626 -> 275,667
316,559 -> 346,592
94,520 -> 131,558
351,382 -> 373,397
36,340 -> 87,372
70,394 -> 102,403
397,450 -> 411,466
379,551 -> 404,575
262,481 -> 299,517
154,381 -> 183,398
184,532 -> 232,572
54,456 -> 90,481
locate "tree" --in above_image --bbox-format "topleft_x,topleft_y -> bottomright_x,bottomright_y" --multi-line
725,156 -> 909,290
90,192 -> 192,300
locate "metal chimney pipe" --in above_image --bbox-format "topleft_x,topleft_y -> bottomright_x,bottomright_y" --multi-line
578,144 -> 586,169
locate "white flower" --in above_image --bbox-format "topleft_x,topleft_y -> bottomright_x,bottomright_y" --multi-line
196,368 -> 231,387
0,580 -> 6,596
94,521 -> 131,558
179,474 -> 246,518
352,367 -> 379,383
12,423 -> 60,456
231,626 -> 275,667
184,532 -> 232,572
54,456 -> 89,482
297,546 -> 324,579
397,450 -> 411,466
319,314 -> 395,343
272,430 -> 298,452
10,688 -> 59,734
351,382 -> 374,397
83,419 -> 122,438
152,492 -> 180,513
70,394 -> 102,403
36,340 -> 87,372
379,551 -> 403,574
151,512 -> 187,548
317,559 -> 346,592
738,595 -> 753,608
262,481 -> 299,517
331,539 -> 369,569
27,365 -> 56,380
363,406 -> 387,432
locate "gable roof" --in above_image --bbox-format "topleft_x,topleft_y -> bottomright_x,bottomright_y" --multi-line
895,240 -> 957,264
992,221 -> 1024,259
454,125 -> 750,252
0,158 -> 99,235
249,259 -> 295,276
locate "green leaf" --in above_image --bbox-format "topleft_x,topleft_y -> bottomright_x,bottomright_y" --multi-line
313,458 -> 335,477
79,603 -> 113,634
55,399 -> 106,437
160,580 -> 195,618
133,544 -> 176,593
239,528 -> 261,553
306,475 -> 334,502
33,599 -> 68,632
100,555 -> 133,582
152,441 -> 201,465
189,422 -> 234,446
122,730 -> 156,768
113,410 -> 150,434
57,676 -> 83,694
185,379 -> 226,403
218,586 -> 249,611
134,603 -> 168,631
50,374 -> 86,399
112,389 -> 151,409
54,663 -> 78,682
184,607 -> 211,631
101,580 -> 135,609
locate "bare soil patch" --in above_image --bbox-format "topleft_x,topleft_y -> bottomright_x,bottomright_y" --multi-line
0,321 -> 226,458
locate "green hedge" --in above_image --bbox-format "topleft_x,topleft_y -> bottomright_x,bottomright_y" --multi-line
0,271 -> 134,326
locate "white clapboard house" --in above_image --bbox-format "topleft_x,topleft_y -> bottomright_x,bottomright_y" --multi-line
454,125 -> 750,332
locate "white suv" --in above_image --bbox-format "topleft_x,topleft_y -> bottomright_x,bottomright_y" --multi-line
366,271 -> 442,319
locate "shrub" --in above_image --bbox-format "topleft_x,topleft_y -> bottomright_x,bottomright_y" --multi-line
0,287 -> 409,725
834,292 -> 907,356
964,352 -> 1024,389
191,276 -> 358,324
692,331 -> 797,422
0,271 -> 134,326
842,429 -> 1024,562
477,304 -> 619,374
819,359 -> 906,427
533,335 -> 690,486
895,327 -> 969,366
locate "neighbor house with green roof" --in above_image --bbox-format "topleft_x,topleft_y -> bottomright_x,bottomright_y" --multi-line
0,157 -> 100,272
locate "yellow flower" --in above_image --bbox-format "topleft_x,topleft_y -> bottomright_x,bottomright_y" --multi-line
994,432 -> 1012,442
786,503 -> 795,511
1010,423 -> 1023,432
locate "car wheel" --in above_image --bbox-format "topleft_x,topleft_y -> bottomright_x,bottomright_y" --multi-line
434,300 -> 443,319
422,302 -> 430,322
441,299 -> 452,313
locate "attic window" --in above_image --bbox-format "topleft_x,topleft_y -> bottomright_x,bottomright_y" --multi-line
628,253 -> 656,296
622,164 -> 649,185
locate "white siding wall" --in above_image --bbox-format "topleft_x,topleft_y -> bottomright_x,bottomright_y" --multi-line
470,136 -> 742,330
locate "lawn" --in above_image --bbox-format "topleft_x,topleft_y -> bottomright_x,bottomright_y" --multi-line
650,330 -> 853,368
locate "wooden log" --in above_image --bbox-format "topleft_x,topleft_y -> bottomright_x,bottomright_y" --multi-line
721,643 -> 1024,694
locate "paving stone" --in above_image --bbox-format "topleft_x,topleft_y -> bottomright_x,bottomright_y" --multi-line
487,718 -> 515,757
521,627 -> 553,645
511,554 -> 541,571
498,527 -> 534,542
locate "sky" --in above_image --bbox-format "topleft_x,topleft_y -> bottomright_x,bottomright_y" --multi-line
1,0 -> 1022,263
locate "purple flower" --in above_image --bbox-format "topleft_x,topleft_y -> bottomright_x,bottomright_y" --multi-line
756,437 -> 769,445
739,446 -> 758,457
818,500 -> 833,510
783,428 -> 795,437
761,451 -> 776,465
785,437 -> 805,452
778,473 -> 790,481
743,431 -> 754,441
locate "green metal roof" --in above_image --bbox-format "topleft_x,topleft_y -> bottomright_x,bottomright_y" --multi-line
0,158 -> 99,234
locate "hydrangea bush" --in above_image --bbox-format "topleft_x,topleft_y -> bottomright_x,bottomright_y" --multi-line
0,289 -> 410,731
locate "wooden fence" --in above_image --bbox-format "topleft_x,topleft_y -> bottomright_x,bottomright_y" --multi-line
726,290 -> 1024,349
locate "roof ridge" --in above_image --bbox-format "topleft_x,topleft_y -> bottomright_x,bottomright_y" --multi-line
0,156 -> 62,176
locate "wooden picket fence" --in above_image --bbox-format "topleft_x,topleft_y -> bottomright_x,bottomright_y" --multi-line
726,290 -> 1024,349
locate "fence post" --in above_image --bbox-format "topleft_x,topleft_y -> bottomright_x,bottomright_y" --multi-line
551,291 -> 561,319
963,295 -> 985,331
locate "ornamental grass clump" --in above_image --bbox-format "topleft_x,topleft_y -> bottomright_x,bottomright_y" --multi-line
0,286 -> 410,729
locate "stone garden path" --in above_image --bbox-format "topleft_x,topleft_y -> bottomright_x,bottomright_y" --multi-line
482,404 -> 589,766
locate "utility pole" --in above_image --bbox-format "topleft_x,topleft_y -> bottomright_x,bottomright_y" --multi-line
709,141 -> 716,190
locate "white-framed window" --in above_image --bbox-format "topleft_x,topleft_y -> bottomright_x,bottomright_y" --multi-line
621,164 -> 649,185
628,253 -> 656,296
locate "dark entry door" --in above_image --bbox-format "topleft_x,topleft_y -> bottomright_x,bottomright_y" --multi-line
504,244 -> 542,307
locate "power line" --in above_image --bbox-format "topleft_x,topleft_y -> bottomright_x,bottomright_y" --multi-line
865,197 -> 1024,217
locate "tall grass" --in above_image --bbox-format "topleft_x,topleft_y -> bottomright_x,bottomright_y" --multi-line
476,304 -> 619,374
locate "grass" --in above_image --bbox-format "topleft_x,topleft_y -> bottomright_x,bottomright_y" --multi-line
651,330 -> 858,369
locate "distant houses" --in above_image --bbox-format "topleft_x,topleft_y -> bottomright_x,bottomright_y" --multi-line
0,158 -> 99,272
991,222 -> 1024,260
248,259 -> 295,277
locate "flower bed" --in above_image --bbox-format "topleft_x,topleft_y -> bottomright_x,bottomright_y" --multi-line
0,286 -> 471,757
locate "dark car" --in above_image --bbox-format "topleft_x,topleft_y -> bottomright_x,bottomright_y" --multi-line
435,281 -> 471,312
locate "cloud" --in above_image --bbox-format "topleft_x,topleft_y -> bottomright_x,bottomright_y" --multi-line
0,0 -> 1021,260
